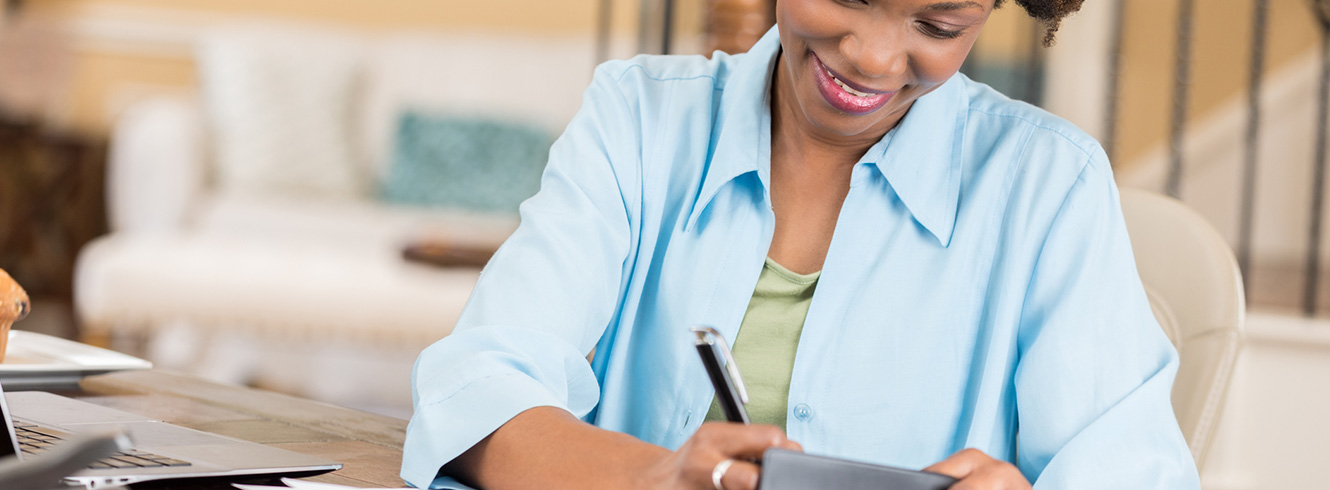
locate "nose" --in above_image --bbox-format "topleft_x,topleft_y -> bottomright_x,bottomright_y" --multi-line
839,28 -> 909,80
16,300 -> 28,321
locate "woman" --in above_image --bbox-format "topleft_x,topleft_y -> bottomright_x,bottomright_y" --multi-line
401,0 -> 1200,488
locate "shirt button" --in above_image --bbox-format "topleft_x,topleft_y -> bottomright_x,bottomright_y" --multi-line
792,403 -> 813,422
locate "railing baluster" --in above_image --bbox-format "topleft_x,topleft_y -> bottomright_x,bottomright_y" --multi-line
1104,0 -> 1126,163
1167,0 -> 1195,198
661,0 -> 674,55
1307,7 -> 1330,316
597,0 -> 614,63
1238,0 -> 1268,297
1023,14 -> 1044,105
638,0 -> 653,54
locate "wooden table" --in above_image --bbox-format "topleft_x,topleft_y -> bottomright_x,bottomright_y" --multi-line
57,370 -> 408,489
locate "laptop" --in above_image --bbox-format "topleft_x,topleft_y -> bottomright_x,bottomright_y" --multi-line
0,379 -> 341,489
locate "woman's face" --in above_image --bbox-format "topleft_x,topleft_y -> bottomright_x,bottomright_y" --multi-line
775,0 -> 993,141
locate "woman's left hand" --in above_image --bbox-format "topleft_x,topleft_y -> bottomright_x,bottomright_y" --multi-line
924,448 -> 1032,490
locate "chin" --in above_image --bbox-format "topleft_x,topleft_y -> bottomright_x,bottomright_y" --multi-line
807,102 -> 906,138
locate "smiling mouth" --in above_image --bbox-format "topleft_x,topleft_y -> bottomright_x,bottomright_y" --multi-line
809,52 -> 894,115
820,60 -> 886,97
830,75 -> 879,98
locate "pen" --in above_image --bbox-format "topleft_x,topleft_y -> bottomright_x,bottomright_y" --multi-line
691,325 -> 750,424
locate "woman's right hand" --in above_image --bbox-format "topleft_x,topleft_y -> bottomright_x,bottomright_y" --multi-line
638,422 -> 803,490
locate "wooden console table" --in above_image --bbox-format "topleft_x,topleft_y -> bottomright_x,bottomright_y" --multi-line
58,370 -> 407,489
0,119 -> 108,339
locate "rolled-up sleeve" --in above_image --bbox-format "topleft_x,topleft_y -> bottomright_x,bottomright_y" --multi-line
1015,149 -> 1200,488
400,63 -> 641,488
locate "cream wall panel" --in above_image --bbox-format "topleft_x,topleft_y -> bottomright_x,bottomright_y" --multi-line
1115,0 -> 1318,165
29,0 -> 599,33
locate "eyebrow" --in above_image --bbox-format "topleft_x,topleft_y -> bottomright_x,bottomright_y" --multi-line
924,1 -> 984,11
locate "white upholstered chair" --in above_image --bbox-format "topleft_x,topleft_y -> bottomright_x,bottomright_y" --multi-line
1119,187 -> 1245,471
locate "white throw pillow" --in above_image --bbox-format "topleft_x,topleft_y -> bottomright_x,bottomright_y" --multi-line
198,23 -> 366,198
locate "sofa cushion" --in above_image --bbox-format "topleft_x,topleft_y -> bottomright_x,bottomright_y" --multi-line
360,33 -> 595,179
381,113 -> 550,213
74,233 -> 483,347
193,193 -> 519,252
197,23 -> 367,198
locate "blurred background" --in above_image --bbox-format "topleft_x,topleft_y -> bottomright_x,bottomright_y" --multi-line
0,0 -> 1325,488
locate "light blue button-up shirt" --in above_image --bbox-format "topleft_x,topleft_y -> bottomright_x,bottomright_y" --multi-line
402,28 -> 1200,489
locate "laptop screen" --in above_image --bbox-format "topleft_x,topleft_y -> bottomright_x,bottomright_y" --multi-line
0,379 -> 21,459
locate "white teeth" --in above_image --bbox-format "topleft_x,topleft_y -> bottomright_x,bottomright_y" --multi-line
830,74 -> 875,98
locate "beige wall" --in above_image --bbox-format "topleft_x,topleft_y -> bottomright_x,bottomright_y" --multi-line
63,51 -> 195,134
976,0 -> 1319,168
19,0 -> 702,134
1116,0 -> 1319,165
12,0 -> 1323,149
973,2 -> 1041,61
23,0 -> 603,134
29,0 -> 601,33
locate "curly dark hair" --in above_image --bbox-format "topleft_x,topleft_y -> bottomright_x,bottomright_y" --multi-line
994,0 -> 1085,47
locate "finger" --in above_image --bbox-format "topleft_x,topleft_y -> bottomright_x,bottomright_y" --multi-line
781,438 -> 804,452
946,471 -> 993,490
719,459 -> 762,490
953,460 -> 1032,490
923,448 -> 987,480
697,423 -> 792,461
947,465 -> 1016,490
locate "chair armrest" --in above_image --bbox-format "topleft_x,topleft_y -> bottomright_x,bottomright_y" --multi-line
107,96 -> 208,233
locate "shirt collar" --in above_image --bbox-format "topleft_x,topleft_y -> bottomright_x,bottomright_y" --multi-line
685,28 -> 780,233
685,27 -> 969,248
858,74 -> 969,247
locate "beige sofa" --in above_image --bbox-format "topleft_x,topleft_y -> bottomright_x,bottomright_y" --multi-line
74,22 -> 596,415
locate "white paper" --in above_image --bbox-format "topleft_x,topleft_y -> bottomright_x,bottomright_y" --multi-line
232,477 -> 411,490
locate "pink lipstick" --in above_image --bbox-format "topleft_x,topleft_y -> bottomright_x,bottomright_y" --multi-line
810,52 -> 893,115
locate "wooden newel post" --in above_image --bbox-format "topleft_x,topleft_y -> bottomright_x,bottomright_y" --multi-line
706,0 -> 775,55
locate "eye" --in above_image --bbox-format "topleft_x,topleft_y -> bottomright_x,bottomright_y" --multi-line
917,21 -> 965,39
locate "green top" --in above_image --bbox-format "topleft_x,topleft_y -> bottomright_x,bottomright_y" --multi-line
704,257 -> 820,430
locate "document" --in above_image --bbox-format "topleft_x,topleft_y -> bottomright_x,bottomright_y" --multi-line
235,478 -> 410,490
234,477 -> 478,490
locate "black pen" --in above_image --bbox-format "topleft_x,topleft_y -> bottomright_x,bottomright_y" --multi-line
691,325 -> 750,424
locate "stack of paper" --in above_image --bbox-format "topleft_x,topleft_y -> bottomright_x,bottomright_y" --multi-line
235,477 -> 478,490
235,478 -> 412,490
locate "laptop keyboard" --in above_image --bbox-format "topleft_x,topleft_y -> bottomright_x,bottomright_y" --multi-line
13,419 -> 193,469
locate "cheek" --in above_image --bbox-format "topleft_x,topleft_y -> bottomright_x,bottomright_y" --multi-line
910,40 -> 975,86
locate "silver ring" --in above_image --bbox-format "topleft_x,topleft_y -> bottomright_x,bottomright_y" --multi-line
711,458 -> 736,490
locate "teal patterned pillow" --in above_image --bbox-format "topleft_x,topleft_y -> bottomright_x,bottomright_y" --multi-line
382,112 -> 551,213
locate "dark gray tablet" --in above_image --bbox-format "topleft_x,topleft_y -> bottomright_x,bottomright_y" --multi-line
759,448 -> 957,490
